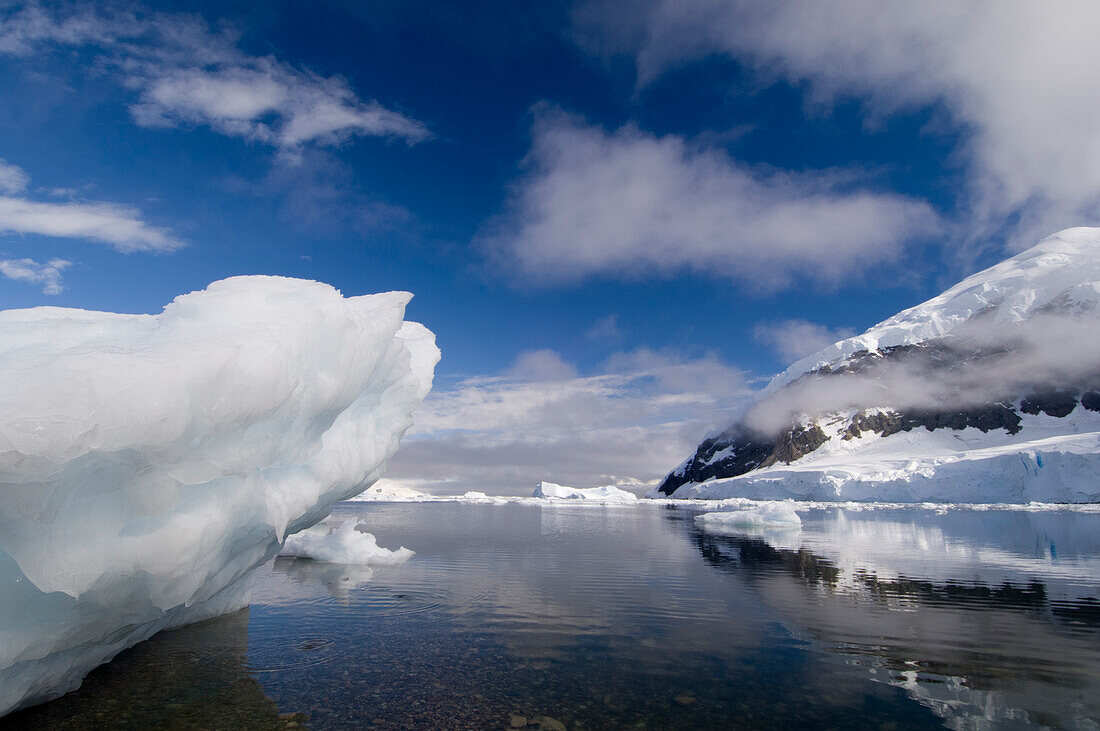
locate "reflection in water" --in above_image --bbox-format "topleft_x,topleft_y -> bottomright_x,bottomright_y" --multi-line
688,508 -> 1100,728
5,502 -> 1099,729
0,608 -> 307,730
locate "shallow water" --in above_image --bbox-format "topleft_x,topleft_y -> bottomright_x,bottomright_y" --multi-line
6,502 -> 1100,729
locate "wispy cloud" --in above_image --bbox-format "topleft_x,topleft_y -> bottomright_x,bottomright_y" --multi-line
0,158 -> 30,194
481,107 -> 939,289
754,319 -> 856,363
0,3 -> 429,154
386,347 -> 750,495
585,314 -> 622,341
0,256 -> 70,294
0,159 -> 179,252
574,0 -> 1100,253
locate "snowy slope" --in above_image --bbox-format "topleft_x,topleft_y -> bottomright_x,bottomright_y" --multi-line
0,277 -> 438,715
656,228 -> 1100,502
770,227 -> 1100,392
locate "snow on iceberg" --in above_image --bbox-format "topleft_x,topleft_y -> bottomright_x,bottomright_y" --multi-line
279,519 -> 414,565
0,276 -> 438,716
695,501 -> 803,529
532,481 -> 639,502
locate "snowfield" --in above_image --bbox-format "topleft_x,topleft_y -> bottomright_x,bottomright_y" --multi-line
0,277 -> 438,716
661,409 -> 1100,503
770,227 -> 1100,392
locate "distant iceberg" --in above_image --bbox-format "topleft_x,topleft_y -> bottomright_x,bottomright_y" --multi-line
0,276 -> 438,715
532,481 -> 639,503
347,478 -> 432,501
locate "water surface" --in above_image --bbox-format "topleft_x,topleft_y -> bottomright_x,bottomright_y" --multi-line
6,502 -> 1100,729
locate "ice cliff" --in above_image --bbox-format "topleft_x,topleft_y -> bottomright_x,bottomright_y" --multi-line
655,227 -> 1100,502
0,276 -> 438,715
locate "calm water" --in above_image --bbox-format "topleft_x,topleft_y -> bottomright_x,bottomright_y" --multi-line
6,502 -> 1100,729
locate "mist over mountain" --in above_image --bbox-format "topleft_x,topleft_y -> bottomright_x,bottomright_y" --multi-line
656,227 -> 1100,502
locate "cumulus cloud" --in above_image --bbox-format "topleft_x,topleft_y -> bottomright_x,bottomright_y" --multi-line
0,159 -> 179,252
574,0 -> 1100,251
754,319 -> 857,363
0,256 -> 70,294
386,348 -> 750,494
0,4 -> 428,153
482,108 -> 939,288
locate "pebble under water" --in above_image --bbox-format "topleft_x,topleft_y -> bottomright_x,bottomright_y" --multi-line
5,501 -> 1100,729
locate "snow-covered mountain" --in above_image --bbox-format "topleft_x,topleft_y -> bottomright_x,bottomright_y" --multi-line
653,227 -> 1100,502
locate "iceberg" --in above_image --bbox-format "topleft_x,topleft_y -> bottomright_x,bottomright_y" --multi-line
532,481 -> 639,502
0,276 -> 438,715
346,478 -> 431,501
278,519 -> 414,565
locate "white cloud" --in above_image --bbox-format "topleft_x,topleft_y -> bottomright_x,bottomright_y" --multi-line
0,257 -> 70,294
0,195 -> 180,253
585,314 -> 622,341
0,5 -> 428,152
754,319 -> 856,363
574,0 -> 1100,251
507,348 -> 579,381
387,348 -> 751,494
482,108 -> 939,288
0,158 -> 30,194
0,158 -> 179,252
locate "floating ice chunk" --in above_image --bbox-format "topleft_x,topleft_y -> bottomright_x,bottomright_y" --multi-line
695,501 -> 803,529
279,520 -> 414,566
463,491 -> 490,499
0,276 -> 438,716
532,481 -> 639,502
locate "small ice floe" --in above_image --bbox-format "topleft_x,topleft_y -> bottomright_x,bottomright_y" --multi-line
463,491 -> 491,499
532,481 -> 639,503
695,500 -> 803,529
279,519 -> 414,565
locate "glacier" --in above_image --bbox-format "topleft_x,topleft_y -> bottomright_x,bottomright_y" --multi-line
0,276 -> 438,716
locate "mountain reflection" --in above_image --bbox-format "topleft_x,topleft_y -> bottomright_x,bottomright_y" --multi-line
683,508 -> 1100,729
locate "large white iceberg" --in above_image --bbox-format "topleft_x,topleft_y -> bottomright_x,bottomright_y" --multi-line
0,276 -> 438,715
532,481 -> 639,503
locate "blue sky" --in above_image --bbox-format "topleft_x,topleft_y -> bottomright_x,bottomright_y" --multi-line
2,1 -> 1098,493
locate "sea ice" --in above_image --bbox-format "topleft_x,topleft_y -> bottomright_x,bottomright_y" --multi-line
279,520 -> 414,566
0,276 -> 438,715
